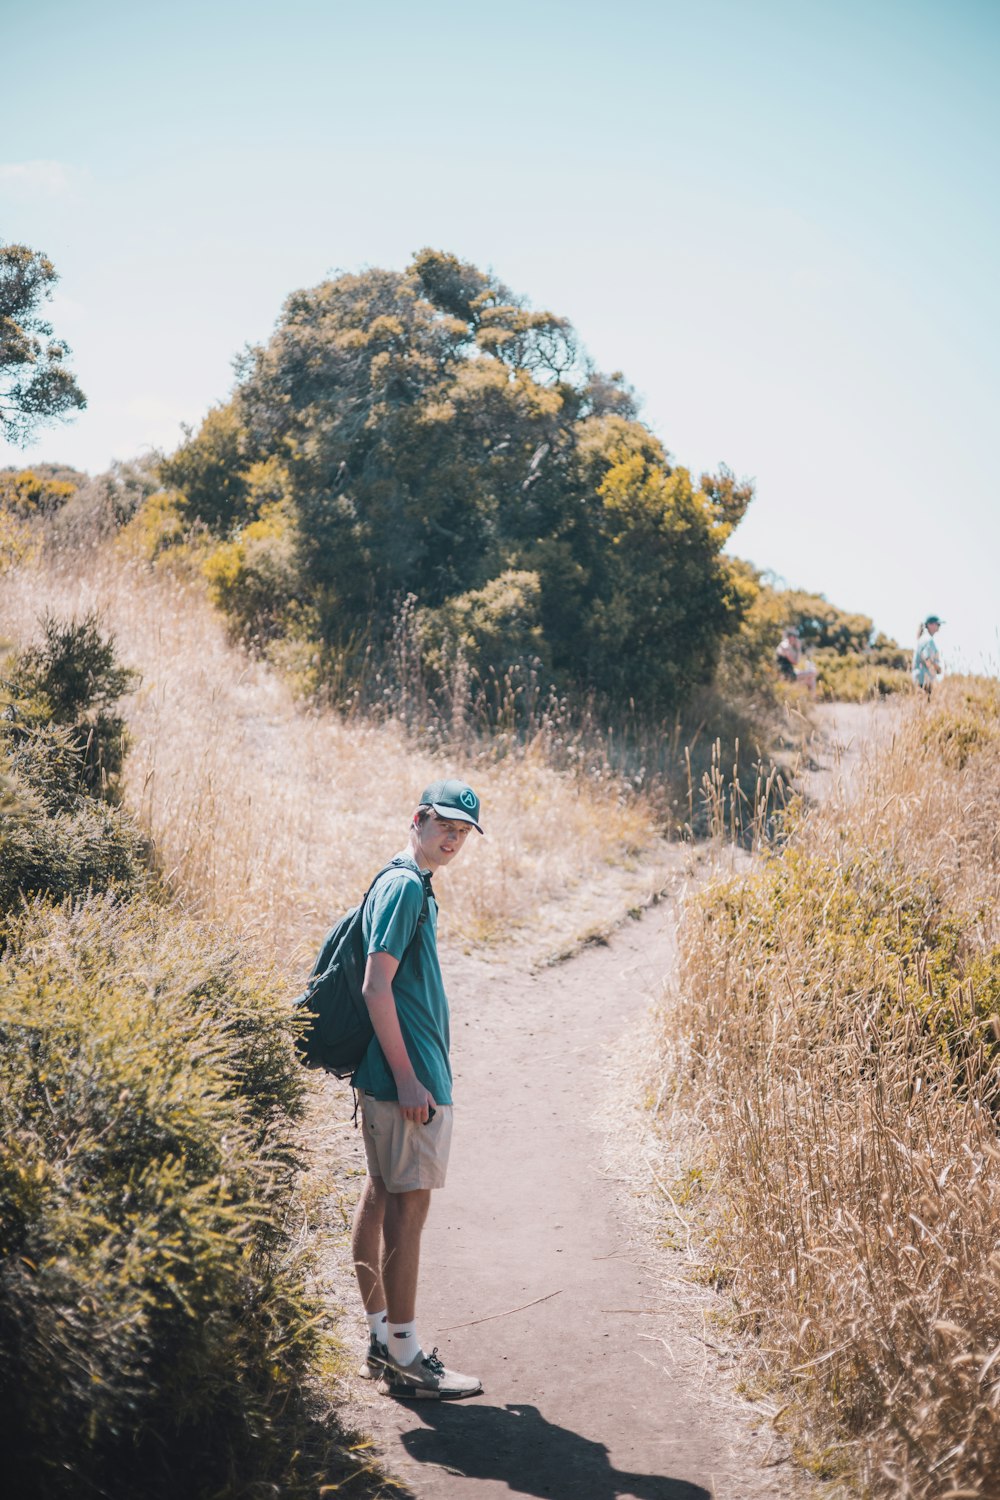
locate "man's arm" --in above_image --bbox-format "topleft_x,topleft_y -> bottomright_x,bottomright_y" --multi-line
361,950 -> 436,1123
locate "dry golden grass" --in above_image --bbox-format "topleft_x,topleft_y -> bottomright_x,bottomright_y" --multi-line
0,542 -> 658,967
654,680 -> 1000,1497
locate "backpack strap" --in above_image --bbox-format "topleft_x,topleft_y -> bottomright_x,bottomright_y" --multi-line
363,858 -> 431,979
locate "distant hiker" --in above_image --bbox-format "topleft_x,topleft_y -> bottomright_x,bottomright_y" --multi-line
775,625 -> 817,695
350,779 -> 484,1401
912,615 -> 944,695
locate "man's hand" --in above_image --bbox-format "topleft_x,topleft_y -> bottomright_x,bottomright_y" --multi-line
396,1076 -> 437,1125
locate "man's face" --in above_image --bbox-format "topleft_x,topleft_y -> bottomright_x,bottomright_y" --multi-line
413,811 -> 473,871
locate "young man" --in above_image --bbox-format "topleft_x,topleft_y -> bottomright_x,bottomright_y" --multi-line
350,778 -> 484,1400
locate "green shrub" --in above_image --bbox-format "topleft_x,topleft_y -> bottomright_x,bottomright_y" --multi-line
159,400 -> 259,533
201,495 -> 302,645
917,678 -> 1000,768
0,468 -> 77,516
0,740 -> 147,944
2,612 -> 139,801
119,487 -> 189,560
0,609 -> 372,1497
696,844 -> 999,1068
419,568 -> 548,680
0,894 -> 317,1499
814,648 -> 912,701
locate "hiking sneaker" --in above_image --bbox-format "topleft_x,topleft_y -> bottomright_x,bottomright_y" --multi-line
358,1331 -> 389,1380
380,1345 -> 482,1400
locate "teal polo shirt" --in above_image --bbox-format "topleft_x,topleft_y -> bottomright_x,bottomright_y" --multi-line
352,852 -> 453,1105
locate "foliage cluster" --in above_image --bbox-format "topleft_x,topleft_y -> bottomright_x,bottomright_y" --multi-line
0,616 -> 148,942
810,646 -> 911,702
0,244 -> 86,444
0,467 -> 78,516
0,457 -> 169,560
0,463 -> 167,579
159,249 -> 753,716
0,898 -> 317,1500
0,737 -> 146,950
0,613 -> 354,1498
2,611 -> 139,802
0,504 -> 37,575
657,679 -> 1000,1496
49,456 -> 165,547
716,563 -> 910,704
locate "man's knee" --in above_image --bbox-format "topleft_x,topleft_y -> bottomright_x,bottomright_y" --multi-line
384,1186 -> 432,1231
360,1173 -> 388,1209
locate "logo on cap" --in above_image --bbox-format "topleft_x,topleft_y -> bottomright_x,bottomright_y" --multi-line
460,789 -> 477,809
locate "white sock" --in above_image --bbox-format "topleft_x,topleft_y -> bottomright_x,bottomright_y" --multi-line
387,1319 -> 419,1366
365,1309 -> 387,1339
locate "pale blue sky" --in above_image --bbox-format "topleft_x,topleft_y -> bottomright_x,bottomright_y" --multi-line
3,0 -> 998,670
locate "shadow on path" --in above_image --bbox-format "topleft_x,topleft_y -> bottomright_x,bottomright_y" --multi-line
397,1400 -> 713,1499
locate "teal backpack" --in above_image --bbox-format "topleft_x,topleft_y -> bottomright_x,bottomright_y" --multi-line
293,859 -> 430,1077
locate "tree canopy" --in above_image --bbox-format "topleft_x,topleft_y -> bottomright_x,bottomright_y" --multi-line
163,249 -> 753,713
0,244 -> 86,444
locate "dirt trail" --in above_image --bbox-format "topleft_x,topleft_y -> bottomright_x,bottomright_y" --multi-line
318,704 -> 893,1499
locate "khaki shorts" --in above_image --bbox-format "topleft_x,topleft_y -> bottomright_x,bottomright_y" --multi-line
359,1094 -> 454,1193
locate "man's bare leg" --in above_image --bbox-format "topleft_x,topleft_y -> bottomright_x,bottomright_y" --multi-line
352,1174 -> 388,1312
382,1186 -> 431,1323
353,1177 -> 432,1322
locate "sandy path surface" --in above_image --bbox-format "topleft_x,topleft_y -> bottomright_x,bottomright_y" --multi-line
315,705 -> 893,1498
324,865 -> 780,1500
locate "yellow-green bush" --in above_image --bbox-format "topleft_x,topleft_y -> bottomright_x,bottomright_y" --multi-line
1,614 -> 149,940
0,469 -> 76,516
0,614 -> 366,1498
202,497 -> 301,644
119,487 -> 188,560
694,845 -> 999,1082
917,677 -> 1000,768
0,505 -> 37,573
419,568 -> 547,681
0,895 -> 316,1499
814,648 -> 911,702
2,612 -> 140,803
0,744 -> 147,944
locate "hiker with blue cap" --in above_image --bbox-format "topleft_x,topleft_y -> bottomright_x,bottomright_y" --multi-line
913,615 -> 945,695
350,779 -> 485,1400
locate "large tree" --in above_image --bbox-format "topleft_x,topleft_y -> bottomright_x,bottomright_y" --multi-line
166,249 -> 752,712
0,244 -> 86,444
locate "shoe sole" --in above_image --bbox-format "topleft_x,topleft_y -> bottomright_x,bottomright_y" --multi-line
378,1373 -> 483,1402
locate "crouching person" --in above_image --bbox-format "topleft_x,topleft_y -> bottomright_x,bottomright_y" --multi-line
351,779 -> 484,1400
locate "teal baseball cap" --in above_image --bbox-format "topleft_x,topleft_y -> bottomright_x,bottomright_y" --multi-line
420,778 -> 484,833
